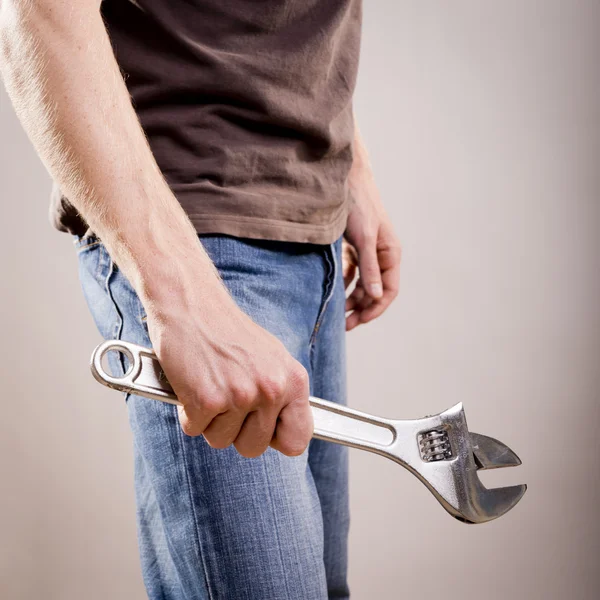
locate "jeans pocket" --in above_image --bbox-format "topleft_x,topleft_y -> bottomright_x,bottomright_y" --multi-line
76,239 -> 123,342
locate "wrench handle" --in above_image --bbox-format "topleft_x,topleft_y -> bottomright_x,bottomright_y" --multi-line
91,340 -> 397,452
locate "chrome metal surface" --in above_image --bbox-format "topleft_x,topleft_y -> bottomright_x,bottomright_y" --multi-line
91,340 -> 527,524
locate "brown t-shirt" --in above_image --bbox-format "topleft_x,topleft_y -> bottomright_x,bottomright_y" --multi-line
51,0 -> 362,244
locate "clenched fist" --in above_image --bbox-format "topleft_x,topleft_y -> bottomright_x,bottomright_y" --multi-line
146,288 -> 312,459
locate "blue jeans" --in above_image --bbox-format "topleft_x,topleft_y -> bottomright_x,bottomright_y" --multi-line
76,234 -> 349,600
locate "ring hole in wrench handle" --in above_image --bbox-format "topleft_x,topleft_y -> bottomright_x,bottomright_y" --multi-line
90,340 -> 182,406
91,341 -> 396,449
99,344 -> 135,378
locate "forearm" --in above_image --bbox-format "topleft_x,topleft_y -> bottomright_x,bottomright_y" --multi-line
348,117 -> 377,204
0,0 -> 227,313
348,118 -> 382,218
344,116 -> 401,328
350,119 -> 368,172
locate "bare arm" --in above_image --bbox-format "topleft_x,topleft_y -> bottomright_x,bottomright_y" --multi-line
343,119 -> 402,330
0,0 -> 214,302
0,0 -> 311,457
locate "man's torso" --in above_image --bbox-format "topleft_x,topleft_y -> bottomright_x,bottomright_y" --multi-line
52,0 -> 362,244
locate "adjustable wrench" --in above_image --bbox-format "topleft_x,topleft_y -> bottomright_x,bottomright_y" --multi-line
90,340 -> 526,524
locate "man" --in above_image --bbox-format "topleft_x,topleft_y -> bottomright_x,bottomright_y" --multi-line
0,1 -> 401,598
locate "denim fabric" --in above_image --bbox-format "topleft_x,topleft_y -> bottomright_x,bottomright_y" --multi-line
76,234 -> 349,600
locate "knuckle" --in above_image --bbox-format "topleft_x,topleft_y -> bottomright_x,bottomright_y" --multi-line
390,242 -> 402,261
259,373 -> 286,403
200,395 -> 227,416
230,383 -> 256,410
289,363 -> 309,392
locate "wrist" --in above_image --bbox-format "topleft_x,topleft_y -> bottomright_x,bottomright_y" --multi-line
136,241 -> 236,322
104,209 -> 233,319
139,256 -> 232,320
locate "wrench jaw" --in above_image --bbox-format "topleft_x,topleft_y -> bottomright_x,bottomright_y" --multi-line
427,477 -> 527,525
391,403 -> 527,524
470,432 -> 522,470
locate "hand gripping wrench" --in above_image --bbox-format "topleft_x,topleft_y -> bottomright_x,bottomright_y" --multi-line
90,340 -> 526,524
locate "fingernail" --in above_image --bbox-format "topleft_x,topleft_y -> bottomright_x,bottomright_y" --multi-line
369,284 -> 383,298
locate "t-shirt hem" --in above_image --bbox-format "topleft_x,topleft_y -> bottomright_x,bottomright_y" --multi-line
186,208 -> 349,245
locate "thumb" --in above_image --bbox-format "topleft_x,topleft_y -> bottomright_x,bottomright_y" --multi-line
358,234 -> 383,300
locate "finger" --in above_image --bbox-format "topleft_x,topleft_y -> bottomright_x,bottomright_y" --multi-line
346,294 -> 371,313
377,227 -> 402,295
380,250 -> 401,291
266,360 -> 311,457
377,234 -> 402,274
353,297 -> 389,325
346,306 -> 372,331
233,409 -> 278,458
355,283 -> 374,310
359,285 -> 398,325
269,364 -> 312,457
342,240 -> 359,289
345,283 -> 365,311
359,246 -> 401,319
357,232 -> 383,300
345,295 -> 359,312
343,262 -> 358,290
178,401 -> 222,437
202,409 -> 246,449
270,400 -> 313,457
346,290 -> 374,331
348,260 -> 400,327
345,310 -> 362,331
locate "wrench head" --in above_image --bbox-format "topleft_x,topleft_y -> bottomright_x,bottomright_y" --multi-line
399,403 -> 526,524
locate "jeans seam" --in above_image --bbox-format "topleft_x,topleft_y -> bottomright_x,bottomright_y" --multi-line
131,431 -> 177,600
96,241 -> 108,283
259,457 -> 294,600
309,242 -> 337,369
177,425 -> 216,600
100,244 -> 211,597
103,251 -> 125,370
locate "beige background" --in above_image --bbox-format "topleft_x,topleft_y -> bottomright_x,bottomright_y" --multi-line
1,1 -> 599,598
